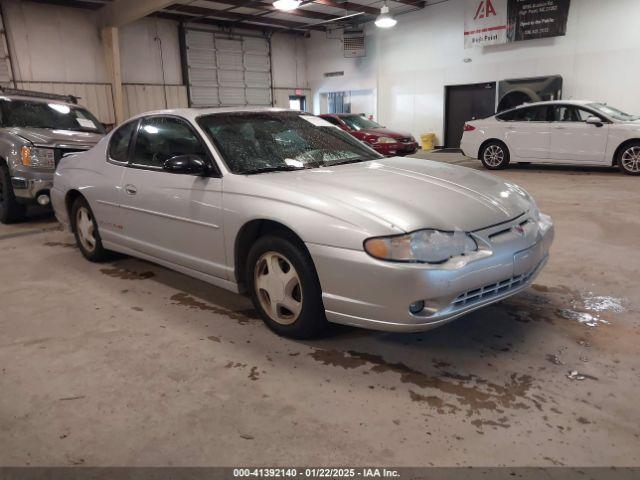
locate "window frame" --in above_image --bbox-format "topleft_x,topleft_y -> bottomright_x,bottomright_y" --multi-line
125,114 -> 222,177
107,118 -> 140,166
552,104 -> 611,124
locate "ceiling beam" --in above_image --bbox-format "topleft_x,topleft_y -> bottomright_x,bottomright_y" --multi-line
154,11 -> 310,34
98,0 -> 176,27
310,0 -> 380,16
218,0 -> 339,21
165,3 -> 324,30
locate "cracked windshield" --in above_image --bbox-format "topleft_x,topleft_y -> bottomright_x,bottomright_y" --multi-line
198,112 -> 382,174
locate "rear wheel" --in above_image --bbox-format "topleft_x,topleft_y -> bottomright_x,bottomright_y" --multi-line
618,142 -> 640,175
480,141 -> 510,170
0,163 -> 27,224
247,233 -> 326,339
71,197 -> 110,262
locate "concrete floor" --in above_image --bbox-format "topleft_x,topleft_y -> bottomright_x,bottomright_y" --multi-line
0,153 -> 638,467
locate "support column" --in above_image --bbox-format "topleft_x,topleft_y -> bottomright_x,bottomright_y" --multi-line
102,26 -> 125,125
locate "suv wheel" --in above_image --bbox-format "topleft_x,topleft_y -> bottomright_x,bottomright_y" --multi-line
247,233 -> 327,339
0,163 -> 27,224
71,197 -> 110,262
480,141 -> 510,170
618,142 -> 640,175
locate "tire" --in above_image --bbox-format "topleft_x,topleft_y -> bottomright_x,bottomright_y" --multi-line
0,163 -> 27,224
617,141 -> 640,176
480,141 -> 510,170
246,233 -> 327,339
71,196 -> 110,262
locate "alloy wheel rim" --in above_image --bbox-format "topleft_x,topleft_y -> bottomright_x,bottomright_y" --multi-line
254,251 -> 303,325
484,145 -> 504,167
621,146 -> 640,173
76,207 -> 96,252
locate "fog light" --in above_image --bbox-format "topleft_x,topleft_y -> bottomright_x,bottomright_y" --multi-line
37,194 -> 50,206
409,301 -> 425,314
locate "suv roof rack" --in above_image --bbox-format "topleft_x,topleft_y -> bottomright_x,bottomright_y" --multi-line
0,87 -> 79,105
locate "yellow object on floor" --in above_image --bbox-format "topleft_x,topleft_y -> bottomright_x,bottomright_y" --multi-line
420,133 -> 436,151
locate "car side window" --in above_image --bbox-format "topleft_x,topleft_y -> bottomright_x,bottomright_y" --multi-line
513,106 -> 551,122
555,106 -> 600,122
108,121 -> 137,163
131,116 -> 208,169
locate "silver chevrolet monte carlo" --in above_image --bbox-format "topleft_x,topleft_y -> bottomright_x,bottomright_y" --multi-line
52,108 -> 554,338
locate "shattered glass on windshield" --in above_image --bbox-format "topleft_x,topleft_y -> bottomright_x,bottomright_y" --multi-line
197,112 -> 382,174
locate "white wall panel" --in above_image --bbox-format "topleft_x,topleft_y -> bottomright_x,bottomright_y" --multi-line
123,84 -> 188,119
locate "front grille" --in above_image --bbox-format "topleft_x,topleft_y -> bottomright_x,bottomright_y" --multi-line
452,269 -> 535,308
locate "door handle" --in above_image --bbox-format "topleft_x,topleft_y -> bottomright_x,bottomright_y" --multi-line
125,184 -> 137,195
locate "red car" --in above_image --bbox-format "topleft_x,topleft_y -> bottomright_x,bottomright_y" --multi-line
320,114 -> 419,157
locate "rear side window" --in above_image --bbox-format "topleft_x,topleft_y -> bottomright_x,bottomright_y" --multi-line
501,106 -> 552,122
108,121 -> 137,162
322,116 -> 342,127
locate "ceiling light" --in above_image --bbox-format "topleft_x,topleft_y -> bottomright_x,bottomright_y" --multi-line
273,0 -> 301,11
375,4 -> 397,28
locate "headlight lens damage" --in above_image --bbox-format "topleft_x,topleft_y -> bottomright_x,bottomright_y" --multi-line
364,229 -> 478,264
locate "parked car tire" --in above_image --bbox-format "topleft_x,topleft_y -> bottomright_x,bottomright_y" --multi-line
71,196 -> 110,262
0,163 -> 27,224
480,141 -> 510,170
247,233 -> 327,339
617,141 -> 640,176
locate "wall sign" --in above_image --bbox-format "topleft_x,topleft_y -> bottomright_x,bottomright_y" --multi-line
507,0 -> 571,42
465,0 -> 570,49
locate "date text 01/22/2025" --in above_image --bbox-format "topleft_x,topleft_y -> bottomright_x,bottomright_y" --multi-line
232,468 -> 401,478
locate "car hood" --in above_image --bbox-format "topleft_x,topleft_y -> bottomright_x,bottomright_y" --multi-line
4,127 -> 103,148
263,158 -> 531,232
358,127 -> 413,139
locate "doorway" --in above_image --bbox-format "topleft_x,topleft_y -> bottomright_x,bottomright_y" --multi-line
444,82 -> 496,149
289,95 -> 307,112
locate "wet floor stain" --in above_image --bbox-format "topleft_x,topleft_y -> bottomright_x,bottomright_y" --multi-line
131,306 -> 144,312
43,241 -> 76,248
248,366 -> 260,381
309,348 -> 541,418
100,267 -> 155,280
207,335 -> 221,343
169,292 -> 258,324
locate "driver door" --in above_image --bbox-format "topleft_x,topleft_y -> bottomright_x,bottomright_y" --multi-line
118,115 -> 226,279
548,105 -> 610,163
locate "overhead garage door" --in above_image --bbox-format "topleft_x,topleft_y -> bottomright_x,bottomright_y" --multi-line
184,29 -> 272,107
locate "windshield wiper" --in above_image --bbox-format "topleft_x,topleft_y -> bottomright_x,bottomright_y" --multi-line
327,158 -> 368,167
243,165 -> 305,175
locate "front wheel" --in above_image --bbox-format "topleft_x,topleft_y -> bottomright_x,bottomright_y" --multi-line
618,142 -> 640,175
480,141 -> 510,170
247,234 -> 327,339
0,163 -> 26,224
71,197 -> 110,262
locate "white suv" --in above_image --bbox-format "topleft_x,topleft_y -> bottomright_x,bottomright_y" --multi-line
460,100 -> 640,175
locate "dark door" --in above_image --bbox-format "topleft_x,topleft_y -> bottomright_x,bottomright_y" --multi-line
444,82 -> 496,149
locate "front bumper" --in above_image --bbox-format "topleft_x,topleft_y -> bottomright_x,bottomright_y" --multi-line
308,213 -> 554,332
11,172 -> 54,201
374,141 -> 419,157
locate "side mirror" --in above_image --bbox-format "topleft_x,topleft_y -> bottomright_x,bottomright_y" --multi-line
163,154 -> 208,175
586,116 -> 604,127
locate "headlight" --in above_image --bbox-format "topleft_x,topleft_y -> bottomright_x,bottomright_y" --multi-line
374,136 -> 397,144
364,229 -> 478,263
21,146 -> 56,169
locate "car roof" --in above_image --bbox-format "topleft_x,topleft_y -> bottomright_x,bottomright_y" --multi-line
512,100 -> 595,109
320,113 -> 358,117
126,106 -> 299,122
0,94 -> 80,107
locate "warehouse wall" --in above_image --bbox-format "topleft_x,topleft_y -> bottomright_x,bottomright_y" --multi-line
271,32 -> 310,110
306,0 -> 640,144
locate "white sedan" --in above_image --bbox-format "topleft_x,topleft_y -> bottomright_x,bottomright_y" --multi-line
461,100 -> 640,175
